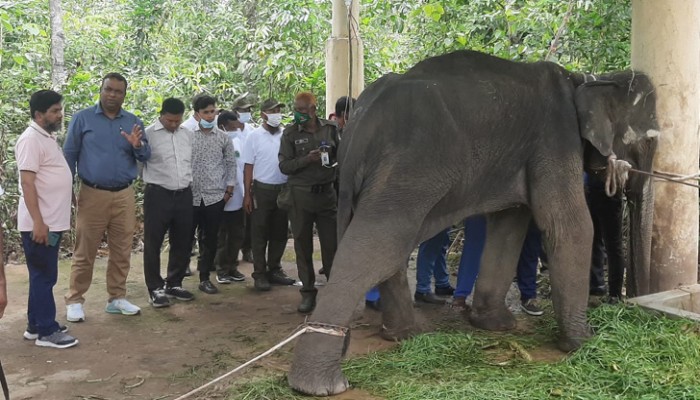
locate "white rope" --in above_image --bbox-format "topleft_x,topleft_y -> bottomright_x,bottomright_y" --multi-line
605,154 -> 632,197
171,325 -> 346,400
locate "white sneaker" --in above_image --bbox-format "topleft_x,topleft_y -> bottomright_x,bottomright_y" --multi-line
66,303 -> 85,322
105,298 -> 141,315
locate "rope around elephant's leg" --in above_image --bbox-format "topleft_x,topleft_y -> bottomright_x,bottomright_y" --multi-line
171,323 -> 348,400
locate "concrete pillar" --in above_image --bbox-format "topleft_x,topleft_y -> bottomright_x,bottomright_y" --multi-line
325,0 -> 364,116
631,0 -> 700,292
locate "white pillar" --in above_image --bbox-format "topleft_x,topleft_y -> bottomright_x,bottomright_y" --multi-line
631,0 -> 700,292
325,0 -> 364,116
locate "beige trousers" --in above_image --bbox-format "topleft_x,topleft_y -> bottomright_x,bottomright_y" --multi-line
65,185 -> 136,304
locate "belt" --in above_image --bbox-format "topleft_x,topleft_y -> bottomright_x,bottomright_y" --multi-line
293,182 -> 333,193
146,183 -> 191,193
254,180 -> 286,191
81,178 -> 131,192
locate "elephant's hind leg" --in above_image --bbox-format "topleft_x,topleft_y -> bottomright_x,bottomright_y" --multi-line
469,207 -> 531,331
379,268 -> 417,341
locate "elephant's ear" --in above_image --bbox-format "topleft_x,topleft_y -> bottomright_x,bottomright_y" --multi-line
574,82 -> 619,157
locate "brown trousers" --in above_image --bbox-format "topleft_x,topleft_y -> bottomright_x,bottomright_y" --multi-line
65,185 -> 136,304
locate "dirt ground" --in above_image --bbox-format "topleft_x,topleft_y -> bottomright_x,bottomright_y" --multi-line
0,245 -> 564,400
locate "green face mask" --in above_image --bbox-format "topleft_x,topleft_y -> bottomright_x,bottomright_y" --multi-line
294,111 -> 311,125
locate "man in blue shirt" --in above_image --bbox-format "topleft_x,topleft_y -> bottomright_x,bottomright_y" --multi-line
63,73 -> 151,322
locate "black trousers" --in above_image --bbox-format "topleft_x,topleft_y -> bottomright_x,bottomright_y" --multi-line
243,213 -> 252,252
288,185 -> 337,292
192,199 -> 225,281
587,182 -> 626,297
143,185 -> 193,291
214,208 -> 245,276
251,186 -> 289,279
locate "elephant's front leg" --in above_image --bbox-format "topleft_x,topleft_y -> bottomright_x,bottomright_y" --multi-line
379,268 -> 417,341
533,202 -> 594,351
470,208 -> 531,331
288,216 -> 419,396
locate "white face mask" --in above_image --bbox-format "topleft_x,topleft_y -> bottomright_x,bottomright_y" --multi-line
265,113 -> 283,127
238,112 -> 252,123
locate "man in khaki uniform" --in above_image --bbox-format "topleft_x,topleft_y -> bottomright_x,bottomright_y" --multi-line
278,92 -> 339,313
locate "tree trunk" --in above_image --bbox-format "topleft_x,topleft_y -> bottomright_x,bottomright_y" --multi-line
50,0 -> 66,91
631,0 -> 700,293
325,0 -> 364,116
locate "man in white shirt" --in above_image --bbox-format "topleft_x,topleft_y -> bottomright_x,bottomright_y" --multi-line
181,95 -> 201,132
142,98 -> 195,307
232,96 -> 257,263
242,98 -> 294,291
214,112 -> 247,283
16,90 -> 78,348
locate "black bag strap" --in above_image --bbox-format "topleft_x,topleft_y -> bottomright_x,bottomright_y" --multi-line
0,359 -> 9,400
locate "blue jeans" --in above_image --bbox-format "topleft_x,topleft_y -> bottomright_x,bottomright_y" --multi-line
516,222 -> 541,301
455,216 -> 486,298
454,215 -> 540,300
415,228 -> 451,294
365,286 -> 380,302
22,231 -> 62,337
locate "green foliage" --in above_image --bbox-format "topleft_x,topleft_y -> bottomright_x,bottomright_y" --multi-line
230,306 -> 700,399
0,0 -> 631,253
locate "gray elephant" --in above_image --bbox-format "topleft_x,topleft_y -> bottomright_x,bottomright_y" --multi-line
288,50 -> 659,396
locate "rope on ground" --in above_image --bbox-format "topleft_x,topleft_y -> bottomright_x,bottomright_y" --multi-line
171,322 -> 347,400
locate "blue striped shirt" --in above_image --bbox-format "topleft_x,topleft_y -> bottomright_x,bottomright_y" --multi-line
63,103 -> 151,187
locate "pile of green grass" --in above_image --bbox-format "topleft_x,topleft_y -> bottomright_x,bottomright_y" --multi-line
230,306 -> 700,399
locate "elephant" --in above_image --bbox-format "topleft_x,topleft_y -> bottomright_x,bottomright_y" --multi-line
287,50 -> 659,396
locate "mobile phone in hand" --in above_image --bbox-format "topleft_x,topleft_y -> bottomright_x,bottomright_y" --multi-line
32,232 -> 61,246
47,232 -> 61,247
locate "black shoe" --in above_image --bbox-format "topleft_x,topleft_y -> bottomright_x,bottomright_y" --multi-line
520,299 -> 544,316
242,249 -> 254,263
318,267 -> 326,276
184,266 -> 192,277
165,286 -> 195,301
298,291 -> 317,314
198,280 -> 218,294
149,289 -> 171,308
607,296 -> 622,305
589,286 -> 606,296
365,299 -> 381,311
268,270 -> 296,285
254,276 -> 271,291
216,274 -> 235,284
435,285 -> 455,296
414,292 -> 446,305
24,324 -> 68,340
230,269 -> 245,282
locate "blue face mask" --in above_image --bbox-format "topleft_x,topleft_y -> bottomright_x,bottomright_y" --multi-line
200,119 -> 215,129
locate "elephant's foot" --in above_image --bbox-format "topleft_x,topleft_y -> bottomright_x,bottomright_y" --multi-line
288,363 -> 349,396
288,332 -> 350,396
469,308 -> 516,331
380,323 -> 417,341
557,326 -> 593,352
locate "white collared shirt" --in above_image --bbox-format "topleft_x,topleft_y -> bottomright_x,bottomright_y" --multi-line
241,125 -> 288,185
143,119 -> 193,190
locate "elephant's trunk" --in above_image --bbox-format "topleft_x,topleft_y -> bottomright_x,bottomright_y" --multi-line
627,176 -> 654,297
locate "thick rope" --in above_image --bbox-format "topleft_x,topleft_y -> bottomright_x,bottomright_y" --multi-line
605,154 -> 632,197
171,323 -> 348,400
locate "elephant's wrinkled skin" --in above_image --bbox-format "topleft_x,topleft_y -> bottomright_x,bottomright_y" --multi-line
288,50 -> 658,396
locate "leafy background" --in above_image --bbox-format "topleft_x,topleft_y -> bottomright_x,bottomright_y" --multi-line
0,0 -> 630,252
